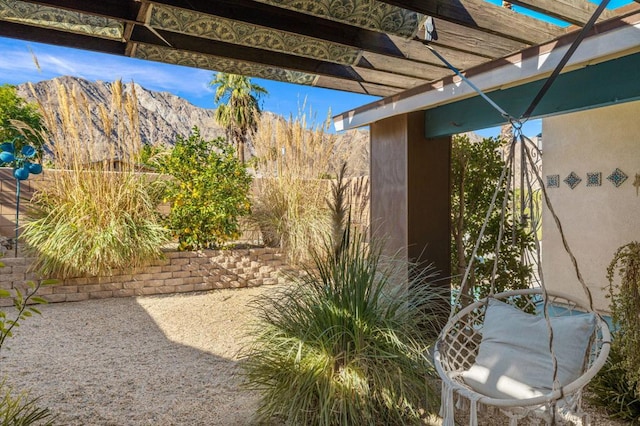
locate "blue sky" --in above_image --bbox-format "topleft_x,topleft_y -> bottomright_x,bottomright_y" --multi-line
0,0 -> 632,138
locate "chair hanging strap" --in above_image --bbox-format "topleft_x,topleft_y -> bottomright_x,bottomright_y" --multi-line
521,0 -> 612,120
423,44 -> 511,121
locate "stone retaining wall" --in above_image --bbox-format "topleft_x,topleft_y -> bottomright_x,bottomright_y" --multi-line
0,248 -> 290,306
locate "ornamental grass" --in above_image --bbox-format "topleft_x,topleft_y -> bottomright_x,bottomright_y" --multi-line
249,108 -> 348,266
20,79 -> 169,278
242,169 -> 446,425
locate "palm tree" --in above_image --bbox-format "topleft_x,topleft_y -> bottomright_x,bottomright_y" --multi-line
209,73 -> 267,163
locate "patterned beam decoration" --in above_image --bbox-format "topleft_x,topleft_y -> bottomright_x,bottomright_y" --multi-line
252,0 -> 426,38
148,4 -> 362,66
133,43 -> 320,86
0,0 -> 123,40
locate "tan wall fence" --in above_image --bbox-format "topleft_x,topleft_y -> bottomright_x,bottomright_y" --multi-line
0,168 -> 369,239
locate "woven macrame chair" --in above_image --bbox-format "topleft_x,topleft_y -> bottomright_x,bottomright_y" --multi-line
433,130 -> 611,425
434,288 -> 611,425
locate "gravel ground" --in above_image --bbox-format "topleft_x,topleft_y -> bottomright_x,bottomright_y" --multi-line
0,287 -> 267,426
0,286 -> 626,425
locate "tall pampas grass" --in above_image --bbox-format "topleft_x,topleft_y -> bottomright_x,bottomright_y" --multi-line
249,108 -> 343,265
21,79 -> 169,278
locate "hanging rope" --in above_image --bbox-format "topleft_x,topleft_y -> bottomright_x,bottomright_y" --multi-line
428,0 -> 611,315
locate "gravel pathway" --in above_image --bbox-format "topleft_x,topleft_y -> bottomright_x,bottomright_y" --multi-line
0,286 -> 625,425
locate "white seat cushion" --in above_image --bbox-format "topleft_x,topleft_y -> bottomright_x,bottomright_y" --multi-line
462,298 -> 596,400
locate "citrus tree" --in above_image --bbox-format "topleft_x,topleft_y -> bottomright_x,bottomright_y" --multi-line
158,127 -> 252,250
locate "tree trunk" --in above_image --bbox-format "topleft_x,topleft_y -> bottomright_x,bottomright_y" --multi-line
238,138 -> 245,164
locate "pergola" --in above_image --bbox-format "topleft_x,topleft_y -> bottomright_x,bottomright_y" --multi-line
1,0 -> 640,280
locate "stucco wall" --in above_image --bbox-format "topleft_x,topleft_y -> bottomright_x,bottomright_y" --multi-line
542,101 -> 640,313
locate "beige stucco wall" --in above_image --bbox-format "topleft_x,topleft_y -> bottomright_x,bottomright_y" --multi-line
542,101 -> 640,313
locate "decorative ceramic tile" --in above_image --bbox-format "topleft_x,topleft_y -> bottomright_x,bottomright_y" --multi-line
0,0 -> 123,40
607,168 -> 628,187
563,172 -> 582,189
149,4 -> 362,66
253,0 -> 426,38
546,174 -> 560,188
586,172 -> 601,187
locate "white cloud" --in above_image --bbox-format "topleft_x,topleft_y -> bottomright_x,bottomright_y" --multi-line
0,38 -> 214,103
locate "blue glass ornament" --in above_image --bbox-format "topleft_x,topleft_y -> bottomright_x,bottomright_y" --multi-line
0,142 -> 14,153
14,167 -> 30,181
0,151 -> 14,163
28,162 -> 43,174
21,145 -> 36,158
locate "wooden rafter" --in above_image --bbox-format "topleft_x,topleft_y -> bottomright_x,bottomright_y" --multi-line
376,0 -> 562,44
4,0 -> 635,97
421,19 -> 530,58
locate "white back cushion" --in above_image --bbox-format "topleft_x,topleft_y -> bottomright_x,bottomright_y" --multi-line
462,298 -> 596,400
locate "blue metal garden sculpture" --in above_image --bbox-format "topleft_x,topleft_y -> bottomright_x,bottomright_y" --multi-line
0,138 -> 43,256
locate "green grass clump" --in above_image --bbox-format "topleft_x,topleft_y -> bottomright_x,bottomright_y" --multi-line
0,380 -> 54,426
242,172 -> 446,425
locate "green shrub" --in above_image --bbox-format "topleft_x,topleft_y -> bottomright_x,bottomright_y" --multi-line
156,127 -> 252,250
21,79 -> 170,278
0,84 -> 45,158
451,134 -> 534,304
589,344 -> 640,423
590,241 -> 640,423
242,173 -> 446,425
0,256 -> 55,425
606,242 -> 640,391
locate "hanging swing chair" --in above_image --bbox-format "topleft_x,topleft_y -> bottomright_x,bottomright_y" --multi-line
427,2 -> 612,424
433,131 -> 611,425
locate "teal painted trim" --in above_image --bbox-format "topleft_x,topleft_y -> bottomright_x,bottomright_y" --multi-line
424,52 -> 640,138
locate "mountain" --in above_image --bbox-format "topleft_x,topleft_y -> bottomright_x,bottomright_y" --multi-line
17,76 -> 224,146
16,76 -> 370,175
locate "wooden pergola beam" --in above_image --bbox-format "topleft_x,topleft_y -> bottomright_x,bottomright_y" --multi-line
375,0 -> 563,44
0,19 -> 126,54
142,0 -> 408,59
23,0 -> 141,22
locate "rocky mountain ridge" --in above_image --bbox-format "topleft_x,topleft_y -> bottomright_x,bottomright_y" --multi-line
17,76 -> 224,146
